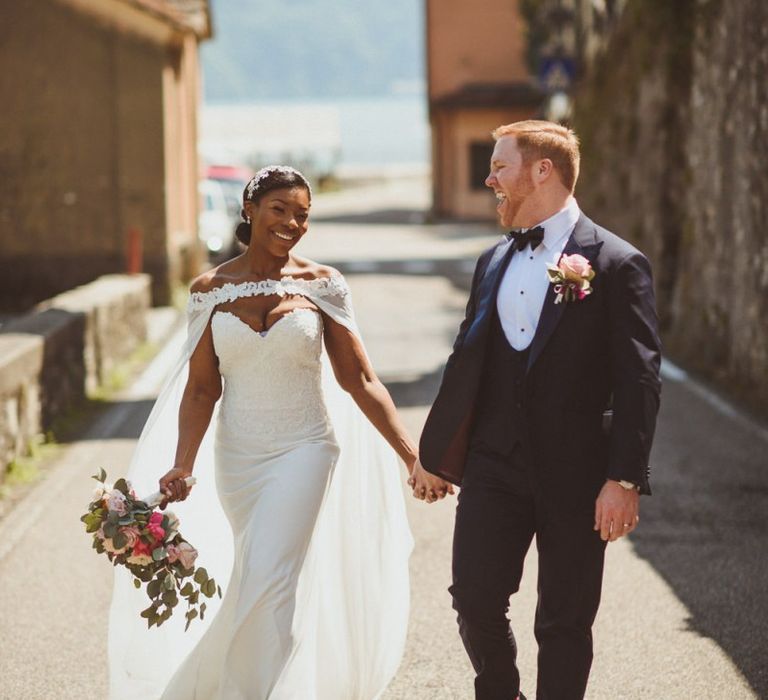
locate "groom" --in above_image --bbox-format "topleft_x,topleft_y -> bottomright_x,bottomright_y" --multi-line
417,120 -> 661,699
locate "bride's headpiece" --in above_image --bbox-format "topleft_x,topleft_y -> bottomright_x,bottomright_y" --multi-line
244,165 -> 312,202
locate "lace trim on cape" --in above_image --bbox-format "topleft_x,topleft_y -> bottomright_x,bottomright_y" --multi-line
187,275 -> 349,312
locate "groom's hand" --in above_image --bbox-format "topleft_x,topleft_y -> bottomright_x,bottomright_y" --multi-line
594,480 -> 640,542
407,459 -> 455,504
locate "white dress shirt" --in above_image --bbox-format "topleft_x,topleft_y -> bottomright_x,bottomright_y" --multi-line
497,198 -> 581,350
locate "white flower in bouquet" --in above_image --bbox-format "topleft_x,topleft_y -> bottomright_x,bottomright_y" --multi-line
164,511 -> 180,536
106,489 -> 128,515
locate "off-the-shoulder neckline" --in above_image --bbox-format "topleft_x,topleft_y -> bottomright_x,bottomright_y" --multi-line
187,274 -> 348,311
192,274 -> 340,295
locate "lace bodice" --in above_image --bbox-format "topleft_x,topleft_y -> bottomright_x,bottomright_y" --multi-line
211,306 -> 330,443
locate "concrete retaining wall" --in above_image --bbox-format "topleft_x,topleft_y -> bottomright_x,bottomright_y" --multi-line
0,274 -> 150,480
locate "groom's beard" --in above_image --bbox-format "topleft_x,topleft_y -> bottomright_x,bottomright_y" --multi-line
500,169 -> 536,228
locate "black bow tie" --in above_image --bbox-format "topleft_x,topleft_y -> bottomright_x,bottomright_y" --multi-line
507,226 -> 545,252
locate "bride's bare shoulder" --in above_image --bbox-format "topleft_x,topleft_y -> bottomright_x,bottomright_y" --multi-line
189,259 -> 243,294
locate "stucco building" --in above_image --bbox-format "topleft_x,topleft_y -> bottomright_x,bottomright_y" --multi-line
426,0 -> 544,220
0,0 -> 211,310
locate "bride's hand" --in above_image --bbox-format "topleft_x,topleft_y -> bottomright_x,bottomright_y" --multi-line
158,467 -> 193,509
407,459 -> 455,504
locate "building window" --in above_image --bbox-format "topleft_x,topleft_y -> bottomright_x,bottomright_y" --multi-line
470,142 -> 494,191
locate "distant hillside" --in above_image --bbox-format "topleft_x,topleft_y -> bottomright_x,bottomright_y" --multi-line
201,0 -> 425,101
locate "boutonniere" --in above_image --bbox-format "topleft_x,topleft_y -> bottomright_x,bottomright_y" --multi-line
546,253 -> 595,304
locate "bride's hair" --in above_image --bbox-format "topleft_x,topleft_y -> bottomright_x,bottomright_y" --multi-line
236,166 -> 312,245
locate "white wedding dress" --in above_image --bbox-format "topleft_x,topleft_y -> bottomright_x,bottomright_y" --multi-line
108,276 -> 413,700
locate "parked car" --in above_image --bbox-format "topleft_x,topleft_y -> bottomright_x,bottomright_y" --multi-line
206,164 -> 253,221
198,178 -> 239,261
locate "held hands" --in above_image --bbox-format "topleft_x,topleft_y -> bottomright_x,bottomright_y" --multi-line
407,458 -> 455,504
158,467 -> 194,510
594,479 -> 640,542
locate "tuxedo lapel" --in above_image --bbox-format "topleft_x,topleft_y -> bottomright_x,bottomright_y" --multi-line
472,237 -> 517,334
526,214 -> 602,373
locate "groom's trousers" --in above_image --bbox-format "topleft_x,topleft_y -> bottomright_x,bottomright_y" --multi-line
450,446 -> 607,700
449,314 -> 607,700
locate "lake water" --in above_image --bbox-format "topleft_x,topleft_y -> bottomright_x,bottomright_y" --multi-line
201,94 -> 430,172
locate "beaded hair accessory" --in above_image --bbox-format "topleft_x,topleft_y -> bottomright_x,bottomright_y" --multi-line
244,165 -> 312,201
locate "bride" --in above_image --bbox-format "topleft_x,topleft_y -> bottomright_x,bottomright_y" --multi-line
108,165 -> 452,699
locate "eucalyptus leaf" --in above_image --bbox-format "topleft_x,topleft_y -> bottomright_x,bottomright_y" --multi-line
147,579 -> 161,598
193,567 -> 208,585
152,547 -> 167,562
203,579 -> 216,598
114,478 -> 129,495
180,582 -> 194,596
164,573 -> 175,591
133,578 -> 141,589
113,531 -> 128,550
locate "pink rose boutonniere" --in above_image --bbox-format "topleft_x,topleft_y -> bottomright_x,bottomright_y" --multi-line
546,253 -> 595,304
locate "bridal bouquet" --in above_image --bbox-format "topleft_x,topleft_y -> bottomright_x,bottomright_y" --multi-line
81,468 -> 221,630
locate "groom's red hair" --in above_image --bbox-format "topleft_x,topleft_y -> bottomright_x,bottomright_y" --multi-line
492,120 -> 580,194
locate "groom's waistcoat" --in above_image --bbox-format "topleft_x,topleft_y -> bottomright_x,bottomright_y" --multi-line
470,310 -> 530,456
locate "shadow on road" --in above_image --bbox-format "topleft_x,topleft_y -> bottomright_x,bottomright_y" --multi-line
631,379 -> 768,696
383,366 -> 444,410
55,397 -> 155,444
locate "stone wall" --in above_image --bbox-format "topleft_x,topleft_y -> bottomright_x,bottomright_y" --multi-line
572,0 -> 768,416
0,0 -> 203,312
0,274 -> 150,481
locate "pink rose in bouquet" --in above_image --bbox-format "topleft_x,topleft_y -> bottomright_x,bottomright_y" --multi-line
176,542 -> 199,570
147,512 -> 166,542
120,525 -> 140,550
81,469 -> 221,630
127,538 -> 154,566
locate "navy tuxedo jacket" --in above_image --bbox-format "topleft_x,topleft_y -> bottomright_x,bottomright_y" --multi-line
420,213 -> 662,499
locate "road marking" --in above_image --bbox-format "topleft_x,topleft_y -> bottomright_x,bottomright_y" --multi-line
401,260 -> 436,274
344,260 -> 381,273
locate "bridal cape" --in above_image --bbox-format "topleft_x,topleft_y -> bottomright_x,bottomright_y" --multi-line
108,275 -> 413,699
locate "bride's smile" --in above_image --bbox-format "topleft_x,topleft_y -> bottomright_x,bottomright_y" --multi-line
244,185 -> 311,257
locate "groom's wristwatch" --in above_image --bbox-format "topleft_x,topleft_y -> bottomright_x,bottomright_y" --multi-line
615,479 -> 639,491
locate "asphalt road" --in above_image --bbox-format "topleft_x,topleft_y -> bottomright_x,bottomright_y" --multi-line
0,179 -> 764,699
